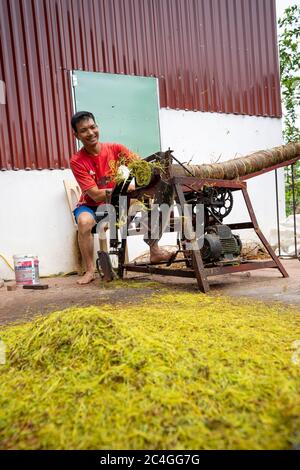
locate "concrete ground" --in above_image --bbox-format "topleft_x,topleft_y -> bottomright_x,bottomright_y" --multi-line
0,259 -> 299,326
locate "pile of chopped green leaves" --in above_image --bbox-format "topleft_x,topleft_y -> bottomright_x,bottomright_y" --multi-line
0,290 -> 299,449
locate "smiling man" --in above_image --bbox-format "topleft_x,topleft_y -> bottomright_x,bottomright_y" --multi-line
70,111 -> 172,285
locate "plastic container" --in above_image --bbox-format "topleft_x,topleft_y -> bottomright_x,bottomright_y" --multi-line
13,255 -> 40,286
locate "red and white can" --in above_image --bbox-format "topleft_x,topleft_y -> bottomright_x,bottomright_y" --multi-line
13,255 -> 40,286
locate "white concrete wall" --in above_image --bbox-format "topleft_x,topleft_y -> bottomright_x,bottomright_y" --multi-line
160,109 -> 285,235
0,170 -> 80,280
0,110 -> 284,280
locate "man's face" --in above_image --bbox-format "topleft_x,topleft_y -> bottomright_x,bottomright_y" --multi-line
75,118 -> 99,147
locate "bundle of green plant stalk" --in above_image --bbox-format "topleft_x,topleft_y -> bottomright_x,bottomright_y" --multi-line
171,142 -> 300,180
118,159 -> 159,187
109,151 -> 164,187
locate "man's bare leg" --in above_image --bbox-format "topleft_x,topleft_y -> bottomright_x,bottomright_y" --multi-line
77,213 -> 96,284
149,242 -> 173,264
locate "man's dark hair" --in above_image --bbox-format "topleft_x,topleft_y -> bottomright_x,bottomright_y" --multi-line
71,111 -> 96,132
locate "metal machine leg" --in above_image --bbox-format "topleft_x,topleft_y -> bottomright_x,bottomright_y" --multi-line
242,186 -> 289,278
175,183 -> 210,292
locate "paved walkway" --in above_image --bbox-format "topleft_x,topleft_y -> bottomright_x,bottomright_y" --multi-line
0,259 -> 299,326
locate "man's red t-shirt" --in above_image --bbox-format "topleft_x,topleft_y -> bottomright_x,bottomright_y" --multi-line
70,143 -> 130,207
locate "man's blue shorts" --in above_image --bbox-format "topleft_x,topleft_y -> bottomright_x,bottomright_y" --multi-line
73,205 -> 97,224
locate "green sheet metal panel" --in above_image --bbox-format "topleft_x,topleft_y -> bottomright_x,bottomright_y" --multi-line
73,71 -> 161,157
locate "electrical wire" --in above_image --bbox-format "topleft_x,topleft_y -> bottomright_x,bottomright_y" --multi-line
0,254 -> 14,272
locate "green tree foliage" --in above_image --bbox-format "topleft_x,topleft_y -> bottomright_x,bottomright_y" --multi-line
278,4 -> 300,214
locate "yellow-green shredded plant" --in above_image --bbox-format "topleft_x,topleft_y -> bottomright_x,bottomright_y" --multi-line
0,288 -> 299,450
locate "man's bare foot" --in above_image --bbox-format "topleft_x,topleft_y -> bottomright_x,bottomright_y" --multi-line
150,246 -> 174,264
77,271 -> 96,285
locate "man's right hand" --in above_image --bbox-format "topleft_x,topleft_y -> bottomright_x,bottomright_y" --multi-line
105,189 -> 113,203
86,186 -> 113,203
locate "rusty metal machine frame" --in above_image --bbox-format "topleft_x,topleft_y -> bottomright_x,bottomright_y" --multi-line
97,154 -> 299,293
122,177 -> 288,293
